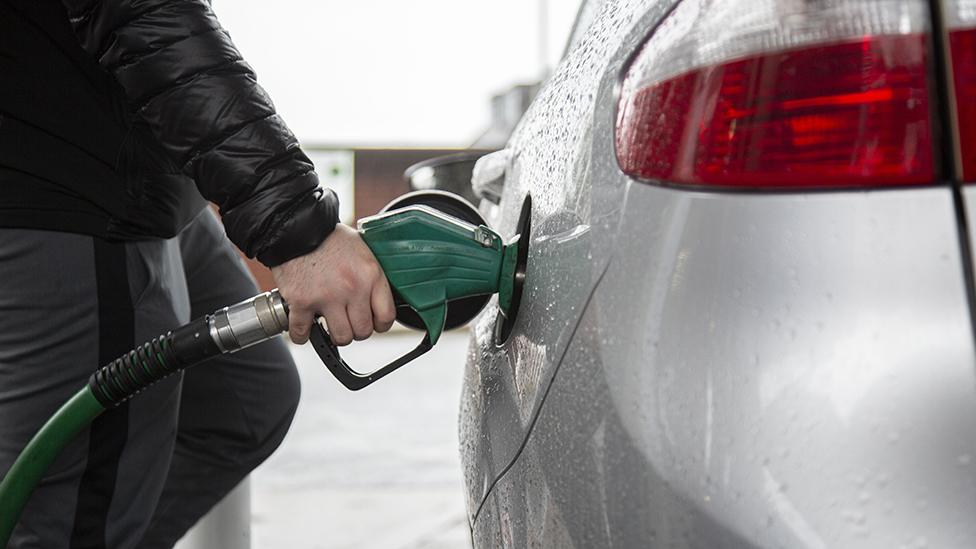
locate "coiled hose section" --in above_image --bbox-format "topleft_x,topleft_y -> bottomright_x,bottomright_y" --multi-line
0,316 -> 221,547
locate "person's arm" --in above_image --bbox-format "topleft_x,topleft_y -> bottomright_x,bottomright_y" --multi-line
61,0 -> 328,266
60,0 -> 394,343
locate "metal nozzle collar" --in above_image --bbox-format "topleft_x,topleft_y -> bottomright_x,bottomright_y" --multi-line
208,290 -> 289,354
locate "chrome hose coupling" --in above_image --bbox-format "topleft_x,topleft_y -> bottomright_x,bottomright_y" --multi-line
209,290 -> 289,354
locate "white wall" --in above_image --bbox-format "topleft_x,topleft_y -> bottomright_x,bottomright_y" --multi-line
213,1 -> 582,147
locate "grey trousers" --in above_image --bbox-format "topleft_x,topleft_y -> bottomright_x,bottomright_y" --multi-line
0,209 -> 301,548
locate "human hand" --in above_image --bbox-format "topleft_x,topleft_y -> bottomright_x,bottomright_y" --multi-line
271,224 -> 396,345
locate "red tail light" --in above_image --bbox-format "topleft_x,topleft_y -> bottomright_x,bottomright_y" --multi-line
615,0 -> 935,190
952,29 -> 975,180
949,19 -> 975,181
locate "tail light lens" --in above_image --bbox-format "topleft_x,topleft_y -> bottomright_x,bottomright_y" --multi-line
615,0 -> 935,189
947,0 -> 976,181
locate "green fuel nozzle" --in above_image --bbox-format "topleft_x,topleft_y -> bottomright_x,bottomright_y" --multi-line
83,194 -> 522,403
80,191 -> 522,410
363,205 -> 521,344
310,204 -> 522,390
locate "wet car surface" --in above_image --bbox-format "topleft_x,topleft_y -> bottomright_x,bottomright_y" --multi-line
460,0 -> 976,547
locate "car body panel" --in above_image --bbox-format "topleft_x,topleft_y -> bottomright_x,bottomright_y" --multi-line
461,0 -> 976,546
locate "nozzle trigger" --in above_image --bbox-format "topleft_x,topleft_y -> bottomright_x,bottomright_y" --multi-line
310,320 -> 433,391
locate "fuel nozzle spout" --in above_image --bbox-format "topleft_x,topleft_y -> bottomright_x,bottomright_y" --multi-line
495,194 -> 531,343
497,235 -> 523,319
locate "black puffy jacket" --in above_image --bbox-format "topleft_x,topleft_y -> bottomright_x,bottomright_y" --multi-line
0,0 -> 337,266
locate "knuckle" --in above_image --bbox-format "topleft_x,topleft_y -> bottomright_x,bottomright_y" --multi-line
325,318 -> 352,346
375,309 -> 395,330
318,289 -> 337,305
337,262 -> 359,282
336,274 -> 359,296
353,313 -> 372,329
352,321 -> 373,340
364,261 -> 382,281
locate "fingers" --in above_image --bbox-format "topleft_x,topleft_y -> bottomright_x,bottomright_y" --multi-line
271,224 -> 398,347
287,309 -> 314,345
323,305 -> 354,346
334,259 -> 379,343
347,298 -> 374,341
287,279 -> 389,347
371,276 -> 396,333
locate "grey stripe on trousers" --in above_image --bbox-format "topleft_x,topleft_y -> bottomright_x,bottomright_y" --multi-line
0,209 -> 300,548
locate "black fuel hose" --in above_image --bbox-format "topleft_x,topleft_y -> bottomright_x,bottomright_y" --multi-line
88,315 -> 221,407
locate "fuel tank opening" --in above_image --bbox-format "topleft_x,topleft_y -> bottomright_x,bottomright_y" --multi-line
496,194 -> 531,345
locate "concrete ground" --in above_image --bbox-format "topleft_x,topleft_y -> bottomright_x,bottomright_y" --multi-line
250,330 -> 473,549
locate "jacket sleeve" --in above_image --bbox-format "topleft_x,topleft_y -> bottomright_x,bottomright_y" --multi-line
59,0 -> 338,266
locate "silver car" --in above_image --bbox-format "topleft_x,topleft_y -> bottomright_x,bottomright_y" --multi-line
459,0 -> 976,546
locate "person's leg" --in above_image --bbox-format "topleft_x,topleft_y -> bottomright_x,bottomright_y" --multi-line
0,229 -> 188,549
140,209 -> 300,548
